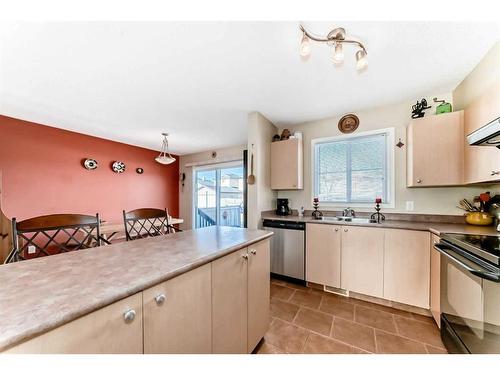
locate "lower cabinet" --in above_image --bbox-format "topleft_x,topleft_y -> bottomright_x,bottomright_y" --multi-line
341,226 -> 385,298
212,247 -> 249,354
247,239 -> 271,353
306,223 -> 341,288
143,263 -> 212,354
430,234 -> 441,327
306,224 -> 432,310
212,239 -> 271,354
6,293 -> 143,354
383,229 -> 430,308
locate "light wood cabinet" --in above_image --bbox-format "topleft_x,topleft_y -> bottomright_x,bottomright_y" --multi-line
407,111 -> 464,187
270,138 -> 303,190
6,293 -> 143,354
306,223 -> 341,288
430,234 -> 441,327
247,239 -> 271,352
143,264 -> 212,354
464,84 -> 500,183
341,226 -> 384,298
384,229 -> 430,309
212,247 -> 249,354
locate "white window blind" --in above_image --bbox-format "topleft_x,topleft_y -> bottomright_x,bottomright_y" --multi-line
313,132 -> 389,204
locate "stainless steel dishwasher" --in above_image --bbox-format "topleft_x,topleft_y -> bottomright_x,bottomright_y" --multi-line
262,219 -> 305,283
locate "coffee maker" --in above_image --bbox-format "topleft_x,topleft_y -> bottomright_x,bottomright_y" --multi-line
276,198 -> 292,216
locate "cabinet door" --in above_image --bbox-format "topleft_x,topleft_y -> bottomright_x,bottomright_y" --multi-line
6,293 -> 143,354
407,111 -> 464,187
247,239 -> 270,353
143,264 -> 212,354
464,84 -> 500,183
430,234 -> 441,327
384,229 -> 430,308
341,226 -> 384,298
212,247 -> 248,353
306,223 -> 341,288
270,138 -> 303,189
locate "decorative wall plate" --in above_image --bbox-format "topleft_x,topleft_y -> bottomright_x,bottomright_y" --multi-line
136,168 -> 144,174
338,114 -> 359,134
83,158 -> 98,170
112,161 -> 126,173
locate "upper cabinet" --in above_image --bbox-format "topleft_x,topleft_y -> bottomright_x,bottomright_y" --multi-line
271,138 -> 303,190
407,111 -> 464,187
464,84 -> 500,184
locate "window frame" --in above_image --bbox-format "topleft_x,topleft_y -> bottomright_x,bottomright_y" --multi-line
311,127 -> 395,208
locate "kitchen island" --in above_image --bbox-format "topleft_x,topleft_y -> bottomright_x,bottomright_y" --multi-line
0,226 -> 272,354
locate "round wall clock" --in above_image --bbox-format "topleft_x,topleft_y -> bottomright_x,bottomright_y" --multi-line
338,114 -> 359,134
112,161 -> 126,173
83,158 -> 98,170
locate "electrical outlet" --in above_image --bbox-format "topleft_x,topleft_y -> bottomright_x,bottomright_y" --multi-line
27,245 -> 36,254
406,201 -> 414,211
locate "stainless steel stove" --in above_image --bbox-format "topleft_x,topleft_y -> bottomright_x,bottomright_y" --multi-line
436,233 -> 500,353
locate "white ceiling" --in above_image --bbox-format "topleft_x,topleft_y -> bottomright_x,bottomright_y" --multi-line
1,21 -> 499,155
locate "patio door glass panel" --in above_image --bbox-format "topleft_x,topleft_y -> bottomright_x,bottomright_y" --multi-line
194,163 -> 244,228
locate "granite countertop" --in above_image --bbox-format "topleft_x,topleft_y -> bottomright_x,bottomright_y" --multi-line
0,226 -> 273,351
261,213 -> 500,236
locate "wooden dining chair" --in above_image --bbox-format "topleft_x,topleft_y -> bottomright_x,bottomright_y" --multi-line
4,213 -> 102,264
123,208 -> 181,241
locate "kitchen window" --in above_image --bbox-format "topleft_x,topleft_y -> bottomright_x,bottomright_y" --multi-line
312,128 -> 394,206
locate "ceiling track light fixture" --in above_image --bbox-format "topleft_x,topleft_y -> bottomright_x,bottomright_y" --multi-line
299,24 -> 368,71
155,132 -> 176,165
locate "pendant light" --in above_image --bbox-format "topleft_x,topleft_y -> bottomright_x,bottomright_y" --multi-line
155,133 -> 176,165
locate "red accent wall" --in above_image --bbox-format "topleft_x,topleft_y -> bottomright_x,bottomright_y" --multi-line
0,115 -> 179,223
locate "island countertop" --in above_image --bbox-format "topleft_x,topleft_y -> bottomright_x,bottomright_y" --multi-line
0,226 -> 273,352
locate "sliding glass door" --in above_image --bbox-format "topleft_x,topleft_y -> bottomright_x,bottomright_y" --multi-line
194,162 -> 245,228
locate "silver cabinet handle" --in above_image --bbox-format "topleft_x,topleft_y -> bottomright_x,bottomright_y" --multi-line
242,254 -> 249,260
155,294 -> 166,306
344,228 -> 348,232
334,228 -> 339,232
123,308 -> 136,323
250,249 -> 257,255
491,171 -> 500,176
417,179 -> 422,183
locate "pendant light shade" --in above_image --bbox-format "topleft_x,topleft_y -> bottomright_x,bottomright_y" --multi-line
155,133 -> 176,165
356,49 -> 368,71
299,33 -> 311,57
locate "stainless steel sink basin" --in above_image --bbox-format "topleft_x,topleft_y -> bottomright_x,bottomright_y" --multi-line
321,216 -> 375,224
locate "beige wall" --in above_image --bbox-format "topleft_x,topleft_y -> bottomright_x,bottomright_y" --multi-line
247,112 -> 278,229
276,93 -> 498,215
178,144 -> 246,229
453,41 -> 500,110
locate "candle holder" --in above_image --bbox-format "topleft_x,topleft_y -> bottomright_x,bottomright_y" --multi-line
312,199 -> 323,220
370,202 -> 385,224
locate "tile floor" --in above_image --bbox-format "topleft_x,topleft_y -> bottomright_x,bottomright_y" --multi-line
255,278 -> 448,354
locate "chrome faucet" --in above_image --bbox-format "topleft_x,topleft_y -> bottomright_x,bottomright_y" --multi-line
342,207 -> 355,218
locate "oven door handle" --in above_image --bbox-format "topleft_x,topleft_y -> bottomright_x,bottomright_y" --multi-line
434,244 -> 500,283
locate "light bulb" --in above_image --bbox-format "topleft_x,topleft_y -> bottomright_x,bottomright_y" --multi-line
299,34 -> 311,57
356,49 -> 368,71
332,42 -> 344,64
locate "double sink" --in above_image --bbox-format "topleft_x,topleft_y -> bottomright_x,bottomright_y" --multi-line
321,216 -> 376,224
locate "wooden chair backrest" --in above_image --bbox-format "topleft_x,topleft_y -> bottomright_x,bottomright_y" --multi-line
5,213 -> 101,263
123,208 -> 170,241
